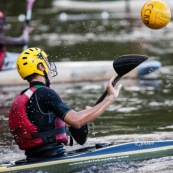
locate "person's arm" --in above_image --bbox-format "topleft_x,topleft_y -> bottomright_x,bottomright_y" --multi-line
64,77 -> 122,129
0,25 -> 29,46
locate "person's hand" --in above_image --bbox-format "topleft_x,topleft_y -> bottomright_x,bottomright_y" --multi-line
107,76 -> 122,102
29,26 -> 34,34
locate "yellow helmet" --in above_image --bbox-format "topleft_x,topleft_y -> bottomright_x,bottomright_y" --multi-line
17,47 -> 49,79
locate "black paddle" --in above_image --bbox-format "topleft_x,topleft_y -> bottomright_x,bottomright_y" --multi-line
69,54 -> 148,145
95,54 -> 148,105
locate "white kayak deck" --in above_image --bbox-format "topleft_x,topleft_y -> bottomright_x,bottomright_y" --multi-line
53,0 -> 173,13
0,60 -> 161,85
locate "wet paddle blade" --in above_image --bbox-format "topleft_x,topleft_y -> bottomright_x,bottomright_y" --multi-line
113,55 -> 148,76
95,54 -> 148,105
69,125 -> 88,145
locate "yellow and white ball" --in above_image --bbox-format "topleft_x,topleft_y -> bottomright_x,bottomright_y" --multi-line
141,0 -> 171,29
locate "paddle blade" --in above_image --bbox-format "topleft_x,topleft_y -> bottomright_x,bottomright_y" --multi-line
69,125 -> 88,145
113,55 -> 148,76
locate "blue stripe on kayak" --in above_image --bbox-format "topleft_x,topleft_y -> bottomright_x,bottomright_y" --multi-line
69,140 -> 173,158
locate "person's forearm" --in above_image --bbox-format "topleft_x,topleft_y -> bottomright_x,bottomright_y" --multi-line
64,81 -> 122,128
2,26 -> 29,46
65,95 -> 114,128
78,95 -> 115,125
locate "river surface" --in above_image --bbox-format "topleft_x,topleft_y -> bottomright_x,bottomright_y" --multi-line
0,0 -> 173,172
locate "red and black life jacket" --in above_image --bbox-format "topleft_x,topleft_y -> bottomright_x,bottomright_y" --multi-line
9,85 -> 68,150
0,45 -> 5,70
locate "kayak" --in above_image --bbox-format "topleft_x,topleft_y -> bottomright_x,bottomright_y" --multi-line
0,59 -> 161,85
53,0 -> 173,13
1,140 -> 173,173
1,52 -> 19,71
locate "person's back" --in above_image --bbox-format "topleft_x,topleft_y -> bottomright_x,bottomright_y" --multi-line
9,48 -> 70,161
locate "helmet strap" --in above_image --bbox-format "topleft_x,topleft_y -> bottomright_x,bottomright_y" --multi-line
43,71 -> 50,87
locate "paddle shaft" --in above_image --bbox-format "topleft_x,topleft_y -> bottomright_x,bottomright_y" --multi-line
70,75 -> 122,145
23,0 -> 35,50
26,0 -> 35,24
94,75 -> 122,105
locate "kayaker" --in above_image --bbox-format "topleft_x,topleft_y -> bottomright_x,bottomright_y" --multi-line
9,47 -> 122,162
0,11 -> 29,70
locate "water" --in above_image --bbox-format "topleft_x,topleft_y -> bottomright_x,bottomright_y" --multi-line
0,0 -> 173,172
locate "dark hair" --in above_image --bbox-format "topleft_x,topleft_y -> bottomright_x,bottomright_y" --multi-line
25,73 -> 39,82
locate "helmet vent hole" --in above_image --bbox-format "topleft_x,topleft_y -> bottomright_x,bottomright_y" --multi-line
24,52 -> 29,54
22,57 -> 27,59
23,62 -> 27,65
29,49 -> 33,51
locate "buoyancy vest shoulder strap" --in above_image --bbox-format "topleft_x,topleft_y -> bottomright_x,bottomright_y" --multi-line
24,85 -> 43,98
